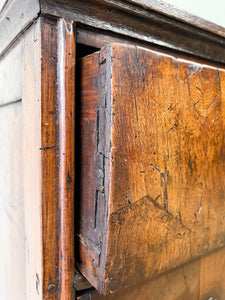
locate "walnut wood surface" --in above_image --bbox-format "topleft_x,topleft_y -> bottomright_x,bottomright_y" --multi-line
41,18 -> 59,299
90,247 -> 225,300
2,0 -> 225,64
200,247 -> 225,299
57,19 -> 76,300
41,0 -> 225,64
41,17 -> 75,299
77,43 -> 225,294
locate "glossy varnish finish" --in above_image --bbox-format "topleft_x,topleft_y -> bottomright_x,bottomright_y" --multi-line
41,17 -> 75,299
77,43 -> 225,294
57,19 -> 76,300
41,18 -> 59,298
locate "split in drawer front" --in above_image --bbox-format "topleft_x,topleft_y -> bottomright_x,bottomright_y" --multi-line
76,43 -> 225,294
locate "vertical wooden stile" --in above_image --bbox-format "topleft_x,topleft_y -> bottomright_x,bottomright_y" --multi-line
57,19 -> 76,300
41,16 -> 75,299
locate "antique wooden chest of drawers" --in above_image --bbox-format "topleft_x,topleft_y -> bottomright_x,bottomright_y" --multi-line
1,0 -> 225,299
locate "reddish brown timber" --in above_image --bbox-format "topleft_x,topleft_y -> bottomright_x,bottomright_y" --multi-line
77,43 -> 225,294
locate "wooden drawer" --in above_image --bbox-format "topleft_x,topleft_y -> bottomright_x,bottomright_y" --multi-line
76,43 -> 225,294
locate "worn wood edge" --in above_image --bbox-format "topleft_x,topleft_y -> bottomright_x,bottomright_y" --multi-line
75,44 -> 114,295
98,44 -> 114,295
40,15 -> 75,299
125,0 -> 225,39
41,0 -> 225,64
40,16 -> 59,298
105,43 -> 225,294
0,0 -> 40,58
75,50 -> 103,293
73,269 -> 93,292
76,26 -> 225,70
41,0 -> 225,38
57,18 -> 76,300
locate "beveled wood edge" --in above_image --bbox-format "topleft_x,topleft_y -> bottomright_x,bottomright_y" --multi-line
57,18 -> 76,300
126,0 -> 225,39
41,0 -> 225,65
40,15 -> 75,299
1,0 -> 225,64
40,16 -> 59,298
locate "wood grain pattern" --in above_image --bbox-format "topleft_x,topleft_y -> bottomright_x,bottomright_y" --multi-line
92,258 -> 200,300
57,19 -> 76,300
89,247 -> 225,300
125,0 -> 225,39
200,247 -> 225,299
77,43 -> 225,294
41,16 -> 75,299
41,17 -> 59,299
41,0 -> 225,64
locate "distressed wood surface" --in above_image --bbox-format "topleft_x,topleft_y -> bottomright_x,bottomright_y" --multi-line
3,0 -> 225,64
77,43 -> 225,294
41,16 -> 76,299
125,0 -> 225,38
41,0 -> 225,64
0,0 -> 40,57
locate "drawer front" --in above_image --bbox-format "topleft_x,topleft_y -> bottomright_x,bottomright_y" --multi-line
77,43 -> 225,294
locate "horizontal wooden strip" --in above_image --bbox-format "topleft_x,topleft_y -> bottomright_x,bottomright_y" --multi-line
42,0 -> 225,64
0,99 -> 22,109
126,0 -> 225,39
0,0 -> 39,57
0,39 -> 23,105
